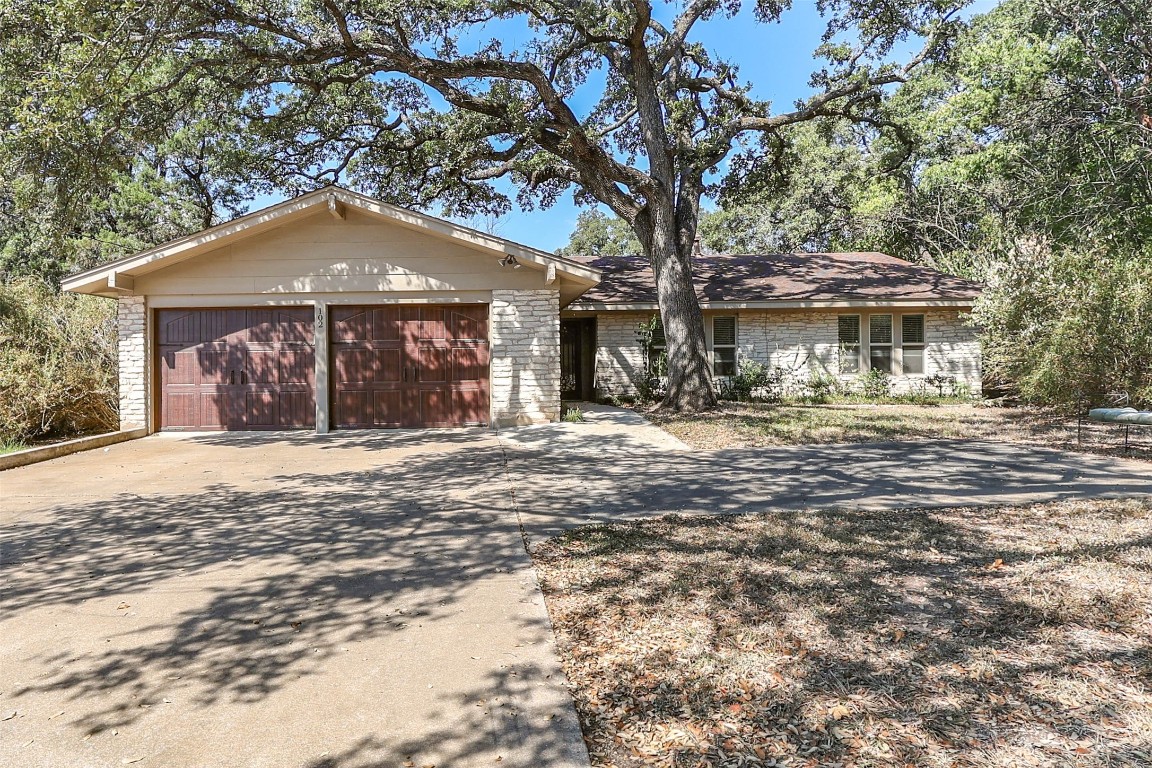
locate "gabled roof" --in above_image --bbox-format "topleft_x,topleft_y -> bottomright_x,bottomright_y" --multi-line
62,186 -> 600,297
568,252 -> 982,310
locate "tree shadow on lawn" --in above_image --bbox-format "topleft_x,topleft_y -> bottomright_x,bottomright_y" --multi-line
535,501 -> 1152,767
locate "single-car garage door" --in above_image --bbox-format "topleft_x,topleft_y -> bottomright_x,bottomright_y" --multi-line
157,308 -> 316,430
331,305 -> 489,429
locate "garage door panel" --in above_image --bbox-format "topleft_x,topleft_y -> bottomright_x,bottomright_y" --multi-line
158,308 -> 314,431
451,346 -> 485,383
335,349 -> 371,385
372,390 -> 404,427
246,350 -> 278,384
370,306 -> 402,341
161,347 -> 202,387
416,389 -> 451,427
198,349 -> 236,386
278,309 -> 315,344
200,309 -> 248,344
453,386 -> 487,426
162,392 -> 199,428
450,308 -> 486,341
331,307 -> 368,341
418,307 -> 448,342
376,348 -> 402,383
416,347 -> 449,383
336,390 -> 369,428
159,311 -> 200,345
279,391 -> 315,428
279,349 -> 314,385
199,391 -> 233,429
245,391 -> 276,427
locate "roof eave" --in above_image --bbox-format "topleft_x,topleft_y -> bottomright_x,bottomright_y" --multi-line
62,186 -> 601,295
567,297 -> 980,311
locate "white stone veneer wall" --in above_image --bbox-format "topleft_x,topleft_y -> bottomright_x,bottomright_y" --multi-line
117,295 -> 149,429
593,311 -> 651,398
592,309 -> 981,397
490,289 -> 561,425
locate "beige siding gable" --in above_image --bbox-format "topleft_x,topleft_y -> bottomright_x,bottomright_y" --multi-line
134,210 -> 555,297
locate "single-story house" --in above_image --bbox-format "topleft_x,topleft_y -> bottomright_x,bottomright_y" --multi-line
62,187 -> 982,433
563,251 -> 982,401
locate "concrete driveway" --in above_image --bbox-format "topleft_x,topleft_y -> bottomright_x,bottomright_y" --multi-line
1,430 -> 588,768
3,415 -> 1150,768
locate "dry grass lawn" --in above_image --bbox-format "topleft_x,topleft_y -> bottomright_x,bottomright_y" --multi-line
535,498 -> 1152,768
646,404 -> 1152,462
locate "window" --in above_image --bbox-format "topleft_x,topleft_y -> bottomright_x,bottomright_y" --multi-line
869,314 -> 894,374
901,314 -> 925,374
646,318 -> 667,377
712,316 -> 737,376
838,315 -> 861,373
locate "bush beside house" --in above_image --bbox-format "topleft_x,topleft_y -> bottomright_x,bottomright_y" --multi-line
0,278 -> 118,445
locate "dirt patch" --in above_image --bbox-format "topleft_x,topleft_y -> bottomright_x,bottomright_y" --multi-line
535,498 -> 1152,767
645,404 -> 1152,462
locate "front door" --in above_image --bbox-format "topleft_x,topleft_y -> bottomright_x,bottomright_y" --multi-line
560,318 -> 596,401
330,305 -> 489,428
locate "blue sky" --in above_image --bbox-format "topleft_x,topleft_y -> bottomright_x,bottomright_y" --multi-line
252,0 -> 1001,252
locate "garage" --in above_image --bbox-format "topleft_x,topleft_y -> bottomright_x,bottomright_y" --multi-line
157,308 -> 316,430
61,187 -> 601,433
331,304 -> 490,428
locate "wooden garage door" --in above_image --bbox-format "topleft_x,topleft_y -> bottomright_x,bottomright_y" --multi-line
331,305 -> 489,429
157,308 -> 316,430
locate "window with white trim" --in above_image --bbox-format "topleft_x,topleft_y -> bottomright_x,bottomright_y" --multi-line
711,316 -> 737,376
838,315 -> 861,373
901,314 -> 925,374
869,314 -> 894,374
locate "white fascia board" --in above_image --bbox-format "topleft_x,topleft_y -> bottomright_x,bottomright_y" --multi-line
562,299 -> 976,313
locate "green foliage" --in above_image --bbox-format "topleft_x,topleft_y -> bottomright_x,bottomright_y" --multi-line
631,316 -> 668,404
0,436 -> 28,454
720,359 -> 786,403
0,279 -> 118,442
858,368 -> 893,399
556,210 -> 642,260
803,373 -> 838,403
562,406 -> 585,423
974,244 -> 1152,407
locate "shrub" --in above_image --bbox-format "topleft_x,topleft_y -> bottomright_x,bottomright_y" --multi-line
801,373 -> 837,403
562,406 -> 585,423
974,243 -> 1152,408
0,278 -> 118,443
858,368 -> 892,399
720,359 -> 794,402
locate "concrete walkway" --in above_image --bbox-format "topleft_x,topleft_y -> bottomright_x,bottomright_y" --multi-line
2,413 -> 1150,768
500,436 -> 1152,544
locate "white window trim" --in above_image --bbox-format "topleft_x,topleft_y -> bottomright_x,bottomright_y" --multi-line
709,315 -> 738,377
868,314 -> 894,374
838,314 -> 863,374
899,313 -> 927,376
853,311 -> 930,376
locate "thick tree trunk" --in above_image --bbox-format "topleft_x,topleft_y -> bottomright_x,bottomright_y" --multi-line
634,207 -> 717,412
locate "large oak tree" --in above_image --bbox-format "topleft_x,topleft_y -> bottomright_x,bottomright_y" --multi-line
11,0 -> 965,410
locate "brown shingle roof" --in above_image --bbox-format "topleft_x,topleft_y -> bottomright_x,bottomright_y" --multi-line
570,252 -> 981,306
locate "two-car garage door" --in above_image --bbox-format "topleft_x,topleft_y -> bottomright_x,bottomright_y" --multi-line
157,305 -> 490,431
